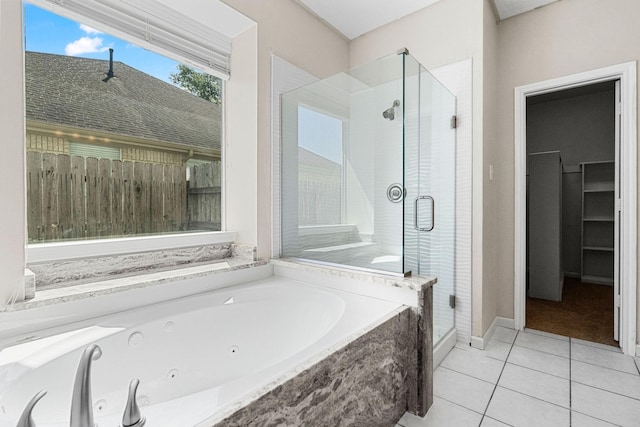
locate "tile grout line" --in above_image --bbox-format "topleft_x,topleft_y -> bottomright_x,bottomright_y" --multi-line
572,342 -> 624,354
524,328 -> 571,342
572,339 -> 640,425
569,337 -> 572,427
504,360 -> 569,381
571,409 -> 627,426
571,355 -> 639,376
491,384 -> 573,412
571,379 -> 640,402
514,343 -> 571,360
437,365 -> 497,385
434,395 -> 485,416
517,341 -> 636,376
438,360 -> 505,385
478,330 -> 519,426
526,329 -> 623,355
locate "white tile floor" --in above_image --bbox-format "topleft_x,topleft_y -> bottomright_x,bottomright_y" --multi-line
396,328 -> 640,427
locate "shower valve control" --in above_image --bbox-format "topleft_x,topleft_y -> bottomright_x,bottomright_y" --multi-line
387,184 -> 406,203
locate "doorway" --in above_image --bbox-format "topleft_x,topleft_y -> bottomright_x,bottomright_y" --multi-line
513,62 -> 637,355
526,81 -> 617,346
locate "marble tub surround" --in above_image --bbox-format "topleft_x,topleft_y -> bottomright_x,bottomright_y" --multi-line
211,308 -> 412,427
10,243 -> 262,315
24,268 -> 36,299
0,274 -> 408,426
409,284 -> 433,416
2,259 -> 434,425
14,258 -> 267,311
231,244 -> 258,262
240,259 -> 436,420
28,243 -> 256,292
271,258 -> 436,308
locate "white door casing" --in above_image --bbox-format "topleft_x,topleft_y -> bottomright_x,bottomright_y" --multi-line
615,80 -> 621,342
514,62 -> 637,355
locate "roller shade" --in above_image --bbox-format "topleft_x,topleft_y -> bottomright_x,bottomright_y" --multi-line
30,0 -> 232,80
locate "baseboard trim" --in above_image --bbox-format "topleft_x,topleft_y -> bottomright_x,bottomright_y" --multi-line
471,317 -> 515,350
434,328 -> 457,369
635,344 -> 640,357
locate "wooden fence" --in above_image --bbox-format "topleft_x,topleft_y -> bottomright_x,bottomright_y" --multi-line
27,152 -> 221,242
187,161 -> 222,231
298,164 -> 342,226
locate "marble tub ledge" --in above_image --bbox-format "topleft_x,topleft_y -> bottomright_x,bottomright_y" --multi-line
270,258 -> 436,292
11,259 -> 268,312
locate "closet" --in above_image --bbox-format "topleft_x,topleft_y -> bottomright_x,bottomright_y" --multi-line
581,161 -> 615,284
525,81 -> 616,301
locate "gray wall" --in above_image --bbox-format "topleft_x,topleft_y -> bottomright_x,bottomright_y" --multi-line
526,83 -> 615,276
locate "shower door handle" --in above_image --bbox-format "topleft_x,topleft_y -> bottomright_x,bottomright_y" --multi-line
414,196 -> 434,232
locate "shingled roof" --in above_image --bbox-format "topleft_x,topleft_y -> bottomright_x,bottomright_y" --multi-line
299,147 -> 341,172
25,51 -> 221,153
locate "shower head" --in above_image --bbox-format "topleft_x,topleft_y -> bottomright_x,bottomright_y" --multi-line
383,99 -> 401,121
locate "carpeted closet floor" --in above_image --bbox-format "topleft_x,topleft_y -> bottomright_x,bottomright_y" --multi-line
526,276 -> 617,347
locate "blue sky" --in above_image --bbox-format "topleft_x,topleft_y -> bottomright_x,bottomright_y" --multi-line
24,3 -> 179,84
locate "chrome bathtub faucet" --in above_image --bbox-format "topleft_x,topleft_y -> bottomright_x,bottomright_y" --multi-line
16,390 -> 47,427
70,344 -> 102,427
121,378 -> 145,427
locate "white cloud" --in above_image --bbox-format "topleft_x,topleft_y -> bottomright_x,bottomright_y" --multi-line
79,24 -> 101,34
65,36 -> 110,56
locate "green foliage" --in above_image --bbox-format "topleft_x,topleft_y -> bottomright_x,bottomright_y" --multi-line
169,64 -> 221,104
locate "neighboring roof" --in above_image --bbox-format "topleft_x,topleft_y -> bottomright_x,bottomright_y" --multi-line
25,51 -> 221,153
299,147 -> 341,172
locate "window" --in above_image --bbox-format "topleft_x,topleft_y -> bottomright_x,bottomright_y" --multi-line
297,106 -> 344,226
24,1 -> 224,243
69,143 -> 121,161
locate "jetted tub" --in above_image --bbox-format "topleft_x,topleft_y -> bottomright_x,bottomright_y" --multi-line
0,276 -> 403,426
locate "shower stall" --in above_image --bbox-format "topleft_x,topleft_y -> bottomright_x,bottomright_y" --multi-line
280,51 -> 456,343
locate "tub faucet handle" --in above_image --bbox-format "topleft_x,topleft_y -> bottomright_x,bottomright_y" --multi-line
70,344 -> 102,427
16,390 -> 46,427
121,378 -> 145,427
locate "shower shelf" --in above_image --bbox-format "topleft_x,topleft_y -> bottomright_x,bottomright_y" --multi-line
583,246 -> 614,252
581,161 -> 615,285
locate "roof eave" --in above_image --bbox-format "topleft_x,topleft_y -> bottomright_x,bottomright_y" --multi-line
26,120 -> 221,159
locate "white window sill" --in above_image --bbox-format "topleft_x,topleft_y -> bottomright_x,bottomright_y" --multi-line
27,231 -> 237,264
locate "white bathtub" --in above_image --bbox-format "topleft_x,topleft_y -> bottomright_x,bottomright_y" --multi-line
0,276 -> 403,426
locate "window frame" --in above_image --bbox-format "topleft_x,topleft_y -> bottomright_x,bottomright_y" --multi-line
296,102 -> 349,226
27,0 -> 233,80
23,1 -> 231,265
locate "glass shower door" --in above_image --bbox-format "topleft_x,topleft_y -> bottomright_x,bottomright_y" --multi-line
281,54 -> 406,275
403,54 -> 457,343
280,51 -> 457,345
